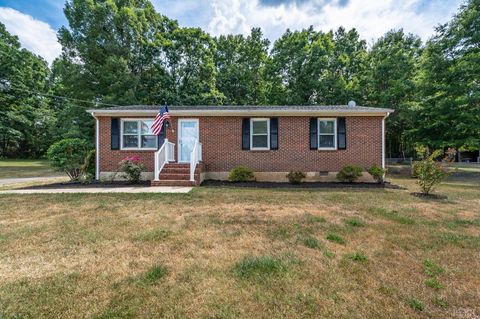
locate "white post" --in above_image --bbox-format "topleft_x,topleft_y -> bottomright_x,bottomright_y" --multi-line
165,139 -> 169,164
154,150 -> 159,181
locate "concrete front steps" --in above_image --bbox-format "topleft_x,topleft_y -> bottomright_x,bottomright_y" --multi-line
151,163 -> 204,186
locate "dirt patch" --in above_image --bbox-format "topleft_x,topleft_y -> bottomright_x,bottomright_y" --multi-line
201,180 -> 403,189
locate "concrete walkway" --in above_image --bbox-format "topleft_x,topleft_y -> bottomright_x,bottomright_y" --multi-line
0,186 -> 192,194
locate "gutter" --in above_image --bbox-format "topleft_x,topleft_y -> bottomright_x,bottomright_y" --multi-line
382,112 -> 391,170
90,111 -> 100,181
85,109 -> 394,117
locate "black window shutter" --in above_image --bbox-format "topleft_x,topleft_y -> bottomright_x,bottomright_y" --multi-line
242,118 -> 250,150
309,118 -> 318,150
337,117 -> 346,150
157,125 -> 166,149
111,118 -> 120,150
270,117 -> 278,150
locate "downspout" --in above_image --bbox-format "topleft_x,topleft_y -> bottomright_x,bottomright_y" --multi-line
382,112 -> 391,170
91,112 -> 100,181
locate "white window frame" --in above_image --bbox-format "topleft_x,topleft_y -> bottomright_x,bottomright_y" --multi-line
250,118 -> 270,150
120,119 -> 158,150
318,118 -> 337,150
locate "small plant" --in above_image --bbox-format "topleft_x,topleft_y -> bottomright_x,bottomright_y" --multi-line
423,259 -> 444,277
142,265 -> 168,284
408,297 -> 424,311
412,148 -> 449,195
286,171 -> 306,184
367,165 -> 386,183
425,278 -> 443,290
345,218 -> 365,227
47,138 -> 89,181
323,250 -> 335,258
119,156 -> 145,183
233,255 -> 288,279
326,233 -> 346,245
336,165 -> 363,183
346,252 -> 368,262
229,166 -> 255,182
301,235 -> 321,249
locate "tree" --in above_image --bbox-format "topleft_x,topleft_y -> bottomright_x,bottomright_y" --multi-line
0,22 -> 52,157
165,27 -> 224,105
413,0 -> 480,150
215,28 -> 270,105
362,29 -> 422,158
266,27 -> 367,105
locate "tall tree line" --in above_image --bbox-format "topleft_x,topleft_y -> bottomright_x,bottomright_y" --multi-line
0,0 -> 478,158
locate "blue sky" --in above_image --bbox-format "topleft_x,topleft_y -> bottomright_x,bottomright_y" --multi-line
0,0 -> 463,64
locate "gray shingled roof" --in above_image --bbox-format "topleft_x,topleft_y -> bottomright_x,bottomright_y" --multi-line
91,105 -> 393,113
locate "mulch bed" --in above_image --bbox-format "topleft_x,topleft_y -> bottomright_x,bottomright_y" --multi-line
19,181 -> 151,190
201,180 -> 404,189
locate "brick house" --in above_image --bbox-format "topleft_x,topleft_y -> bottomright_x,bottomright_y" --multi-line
88,105 -> 393,185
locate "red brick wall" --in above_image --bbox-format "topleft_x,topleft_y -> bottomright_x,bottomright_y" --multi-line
98,117 -> 157,172
98,116 -> 383,173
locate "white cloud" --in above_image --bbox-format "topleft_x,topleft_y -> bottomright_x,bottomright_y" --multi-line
0,7 -> 61,64
205,0 -> 462,43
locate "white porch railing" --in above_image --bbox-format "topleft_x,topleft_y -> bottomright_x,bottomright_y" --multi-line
154,139 -> 175,181
189,139 -> 202,181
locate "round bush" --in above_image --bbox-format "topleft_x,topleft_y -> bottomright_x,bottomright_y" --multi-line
229,166 -> 255,182
368,165 -> 386,183
336,165 -> 363,183
47,138 -> 89,181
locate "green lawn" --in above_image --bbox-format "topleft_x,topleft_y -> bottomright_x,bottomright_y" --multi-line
0,176 -> 479,318
0,159 -> 61,179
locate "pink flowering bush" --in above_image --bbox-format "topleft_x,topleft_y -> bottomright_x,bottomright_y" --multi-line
119,156 -> 145,183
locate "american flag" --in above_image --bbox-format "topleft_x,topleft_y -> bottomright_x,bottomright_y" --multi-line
152,105 -> 171,135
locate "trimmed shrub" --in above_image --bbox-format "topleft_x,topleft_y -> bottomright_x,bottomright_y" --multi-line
368,165 -> 386,183
229,166 -> 255,182
47,138 -> 89,181
286,171 -> 306,184
119,156 -> 146,183
336,165 -> 363,183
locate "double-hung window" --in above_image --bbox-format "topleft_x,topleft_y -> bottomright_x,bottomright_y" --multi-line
318,118 -> 337,150
121,119 -> 157,150
250,118 -> 270,150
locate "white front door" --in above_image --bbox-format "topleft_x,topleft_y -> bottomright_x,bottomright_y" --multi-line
178,119 -> 199,163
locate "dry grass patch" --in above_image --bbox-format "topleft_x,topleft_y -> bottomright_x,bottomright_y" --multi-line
0,176 -> 479,318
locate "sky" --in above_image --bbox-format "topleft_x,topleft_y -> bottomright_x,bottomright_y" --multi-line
0,0 -> 464,64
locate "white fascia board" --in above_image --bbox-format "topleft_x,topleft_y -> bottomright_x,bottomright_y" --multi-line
88,109 -> 393,117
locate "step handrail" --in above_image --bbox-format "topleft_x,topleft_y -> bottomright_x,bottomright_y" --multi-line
189,139 -> 202,181
154,139 -> 175,181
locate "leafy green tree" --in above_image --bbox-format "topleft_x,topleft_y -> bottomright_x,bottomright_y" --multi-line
215,28 -> 270,105
266,27 -> 366,105
413,0 -> 480,150
165,27 -> 224,105
0,22 -> 52,157
362,29 -> 422,158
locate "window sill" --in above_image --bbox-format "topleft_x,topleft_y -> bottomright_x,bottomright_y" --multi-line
119,148 -> 157,152
249,149 -> 272,152
317,148 -> 338,151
